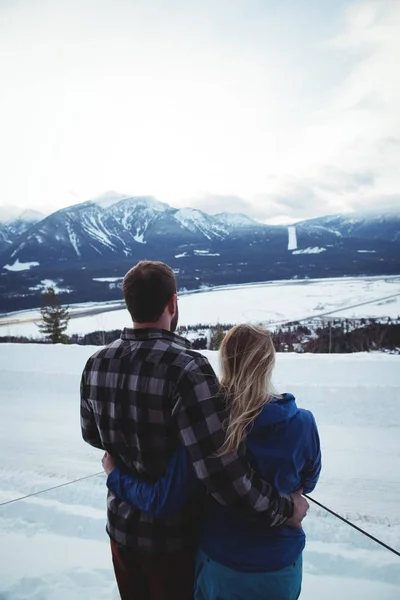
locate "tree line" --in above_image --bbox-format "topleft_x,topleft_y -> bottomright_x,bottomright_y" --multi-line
1,287 -> 399,353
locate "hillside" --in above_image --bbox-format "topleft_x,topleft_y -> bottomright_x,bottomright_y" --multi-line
0,194 -> 399,312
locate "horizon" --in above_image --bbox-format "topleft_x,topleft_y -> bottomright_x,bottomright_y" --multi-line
0,1 -> 400,222
1,189 -> 399,227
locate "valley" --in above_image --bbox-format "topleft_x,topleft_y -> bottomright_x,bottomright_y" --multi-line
1,194 -> 399,313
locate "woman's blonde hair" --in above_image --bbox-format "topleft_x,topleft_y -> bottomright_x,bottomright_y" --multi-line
218,324 -> 278,455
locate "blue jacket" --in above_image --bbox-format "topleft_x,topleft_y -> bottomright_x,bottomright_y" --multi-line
107,393 -> 321,571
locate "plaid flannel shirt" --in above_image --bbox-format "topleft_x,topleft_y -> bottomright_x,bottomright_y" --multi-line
80,328 -> 293,555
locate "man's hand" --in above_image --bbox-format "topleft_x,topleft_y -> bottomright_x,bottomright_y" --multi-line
285,488 -> 309,529
102,452 -> 116,476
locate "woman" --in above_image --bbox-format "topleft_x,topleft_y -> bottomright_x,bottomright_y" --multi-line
102,324 -> 321,600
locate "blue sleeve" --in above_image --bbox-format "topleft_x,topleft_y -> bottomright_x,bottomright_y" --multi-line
302,414 -> 322,494
106,445 -> 198,518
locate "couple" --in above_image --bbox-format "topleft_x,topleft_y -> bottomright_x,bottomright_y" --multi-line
81,260 -> 321,600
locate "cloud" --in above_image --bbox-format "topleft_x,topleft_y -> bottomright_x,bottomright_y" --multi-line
304,1 -> 400,204
347,193 -> 400,214
179,1 -> 400,221
0,0 -> 399,222
254,1 -> 400,221
186,194 -> 271,220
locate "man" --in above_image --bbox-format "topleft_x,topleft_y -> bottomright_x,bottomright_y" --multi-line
81,260 -> 308,600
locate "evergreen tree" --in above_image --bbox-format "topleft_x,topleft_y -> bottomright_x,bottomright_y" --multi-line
209,324 -> 226,350
37,287 -> 70,344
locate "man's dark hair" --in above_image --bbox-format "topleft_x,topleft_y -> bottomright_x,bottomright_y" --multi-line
123,261 -> 177,323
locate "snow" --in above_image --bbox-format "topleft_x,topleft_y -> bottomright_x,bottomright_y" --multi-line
194,249 -> 220,256
91,191 -> 131,209
1,276 -> 399,338
175,252 -> 188,258
29,279 -> 72,294
215,212 -> 262,228
84,215 -> 116,250
0,345 -> 399,599
174,208 -> 227,240
175,208 -> 212,239
92,277 -> 123,283
358,250 -> 377,253
3,259 -> 40,272
183,329 -> 209,343
93,193 -> 168,212
293,247 -> 326,255
288,225 -> 298,250
66,222 -> 81,256
133,226 -> 146,243
120,207 -> 131,230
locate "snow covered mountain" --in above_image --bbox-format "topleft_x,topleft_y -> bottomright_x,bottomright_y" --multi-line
0,194 -> 399,312
297,210 -> 400,244
0,193 -> 279,267
214,212 -> 265,229
0,208 -> 44,254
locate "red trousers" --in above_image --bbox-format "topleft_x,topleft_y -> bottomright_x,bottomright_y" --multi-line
111,539 -> 195,600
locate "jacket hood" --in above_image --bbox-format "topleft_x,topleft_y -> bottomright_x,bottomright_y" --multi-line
252,393 -> 298,429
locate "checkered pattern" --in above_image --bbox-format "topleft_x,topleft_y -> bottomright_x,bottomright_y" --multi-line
81,328 -> 293,554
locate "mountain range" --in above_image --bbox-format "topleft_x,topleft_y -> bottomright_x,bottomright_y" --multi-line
0,208 -> 45,253
1,192 -> 399,313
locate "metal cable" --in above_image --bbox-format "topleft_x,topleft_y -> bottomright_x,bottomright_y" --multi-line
305,494 -> 400,558
0,471 -> 104,507
1,474 -> 399,558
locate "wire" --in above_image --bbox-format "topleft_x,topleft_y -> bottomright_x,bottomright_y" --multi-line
0,472 -> 104,507
305,494 -> 400,558
1,474 -> 399,559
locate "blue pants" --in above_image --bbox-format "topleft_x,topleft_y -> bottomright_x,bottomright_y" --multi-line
194,549 -> 302,600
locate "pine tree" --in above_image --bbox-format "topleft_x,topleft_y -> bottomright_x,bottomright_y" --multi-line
209,324 -> 225,350
37,287 -> 70,344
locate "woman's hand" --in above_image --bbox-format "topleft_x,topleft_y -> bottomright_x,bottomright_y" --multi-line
102,452 -> 116,475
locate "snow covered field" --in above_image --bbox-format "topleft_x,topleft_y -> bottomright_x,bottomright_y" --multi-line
0,344 -> 399,599
1,276 -> 399,338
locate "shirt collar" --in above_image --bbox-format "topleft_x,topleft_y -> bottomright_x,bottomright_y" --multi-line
121,327 -> 192,349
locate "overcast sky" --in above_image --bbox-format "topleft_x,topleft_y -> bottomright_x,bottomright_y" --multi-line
0,0 -> 399,223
